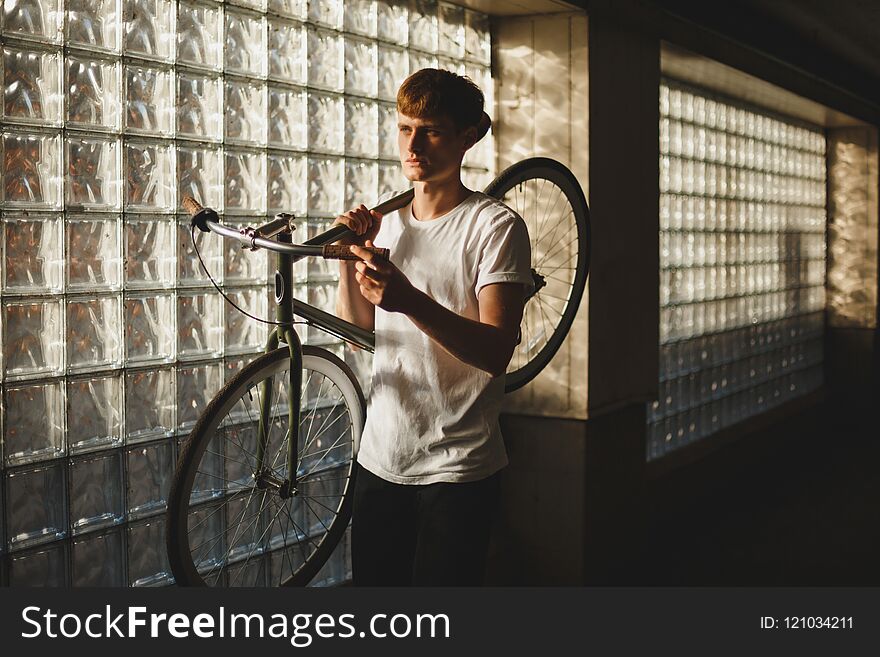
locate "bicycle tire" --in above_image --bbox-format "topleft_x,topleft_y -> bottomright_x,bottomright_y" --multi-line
484,157 -> 591,393
166,345 -> 365,587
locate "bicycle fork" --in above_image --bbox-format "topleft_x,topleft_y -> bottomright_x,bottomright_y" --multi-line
255,232 -> 302,499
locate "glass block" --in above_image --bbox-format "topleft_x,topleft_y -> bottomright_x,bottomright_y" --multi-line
178,146 -> 223,210
226,287 -> 268,353
125,367 -> 175,441
408,0 -> 438,53
309,0 -> 341,28
6,462 -> 66,549
179,216 -> 222,285
177,292 -> 222,359
225,80 -> 267,145
176,362 -> 222,431
268,18 -> 305,83
268,87 -> 306,152
124,293 -> 175,363
345,159 -> 378,209
225,9 -> 266,77
125,65 -> 174,135
438,56 -> 464,76
124,216 -> 175,287
70,450 -> 123,532
67,295 -> 122,370
269,540 -> 307,586
66,57 -> 121,130
378,44 -> 408,100
378,0 -> 408,45
344,0 -> 377,36
308,91 -> 343,154
72,529 -> 125,585
177,74 -> 222,141
268,153 -> 307,213
344,35 -> 377,97
125,140 -> 175,209
66,137 -> 122,209
378,102 -> 398,158
409,49 -> 437,73
301,279 -> 336,314
67,0 -> 121,52
127,438 -> 174,518
177,0 -> 222,69
228,552 -> 269,587
378,162 -> 407,198
3,47 -> 62,125
67,374 -> 122,454
3,381 -> 65,465
2,130 -> 62,208
224,222 -> 269,284
10,543 -> 67,586
230,0 -> 266,10
2,213 -> 63,293
438,2 -> 464,58
464,9 -> 489,64
224,151 -> 266,215
307,26 -> 342,91
3,0 -> 63,43
307,156 -> 343,215
128,517 -> 172,585
269,0 -> 306,20
3,299 -> 64,378
67,216 -> 121,291
345,99 -> 378,158
302,217 -> 337,280
123,0 -> 175,61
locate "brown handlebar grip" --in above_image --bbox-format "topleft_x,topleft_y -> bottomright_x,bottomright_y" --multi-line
322,244 -> 390,261
182,196 -> 204,217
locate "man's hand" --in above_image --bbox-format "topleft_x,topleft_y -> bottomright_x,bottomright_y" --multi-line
350,240 -> 418,313
332,204 -> 382,245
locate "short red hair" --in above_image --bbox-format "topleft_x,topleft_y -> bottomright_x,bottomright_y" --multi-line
397,68 -> 484,132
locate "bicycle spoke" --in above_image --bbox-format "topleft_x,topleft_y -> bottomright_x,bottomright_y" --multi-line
172,348 -> 363,587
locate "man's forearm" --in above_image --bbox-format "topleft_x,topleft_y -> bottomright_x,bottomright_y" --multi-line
404,288 -> 514,377
336,261 -> 375,336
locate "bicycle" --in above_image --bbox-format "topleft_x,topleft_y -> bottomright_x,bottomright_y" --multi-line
166,157 -> 591,586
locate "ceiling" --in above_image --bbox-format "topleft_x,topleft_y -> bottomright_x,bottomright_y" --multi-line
648,0 -> 880,112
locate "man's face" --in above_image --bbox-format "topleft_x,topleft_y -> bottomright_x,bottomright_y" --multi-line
397,112 -> 476,183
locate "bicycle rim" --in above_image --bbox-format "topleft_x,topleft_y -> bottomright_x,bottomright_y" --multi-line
167,346 -> 365,587
484,157 -> 591,392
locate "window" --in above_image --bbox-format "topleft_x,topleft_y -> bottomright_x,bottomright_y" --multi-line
648,80 -> 826,461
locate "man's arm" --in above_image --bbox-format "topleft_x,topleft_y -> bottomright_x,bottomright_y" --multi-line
336,259 -> 375,333
350,242 -> 524,376
333,205 -> 381,343
405,282 -> 524,377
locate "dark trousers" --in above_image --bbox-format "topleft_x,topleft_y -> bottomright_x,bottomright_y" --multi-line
351,464 -> 501,586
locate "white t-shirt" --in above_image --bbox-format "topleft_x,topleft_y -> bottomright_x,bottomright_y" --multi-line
356,191 -> 534,485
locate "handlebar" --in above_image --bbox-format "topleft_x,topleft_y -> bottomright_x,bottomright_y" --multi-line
183,189 -> 416,262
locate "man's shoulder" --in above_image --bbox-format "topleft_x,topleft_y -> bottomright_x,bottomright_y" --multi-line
465,191 -> 522,228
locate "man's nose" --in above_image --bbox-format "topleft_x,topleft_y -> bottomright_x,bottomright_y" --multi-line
407,130 -> 424,152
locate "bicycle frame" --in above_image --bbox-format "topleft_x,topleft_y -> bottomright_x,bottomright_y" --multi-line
255,226 -> 375,497
188,189 -> 413,499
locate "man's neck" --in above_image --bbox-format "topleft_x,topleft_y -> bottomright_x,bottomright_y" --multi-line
411,178 -> 473,222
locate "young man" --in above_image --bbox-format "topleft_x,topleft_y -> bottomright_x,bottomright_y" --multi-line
333,68 -> 533,586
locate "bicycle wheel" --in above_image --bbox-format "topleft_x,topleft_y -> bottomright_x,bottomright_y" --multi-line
484,157 -> 591,393
167,345 -> 365,587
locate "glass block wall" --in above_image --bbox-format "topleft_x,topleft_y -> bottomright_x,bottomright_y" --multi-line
0,0 -> 493,586
648,79 -> 827,461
